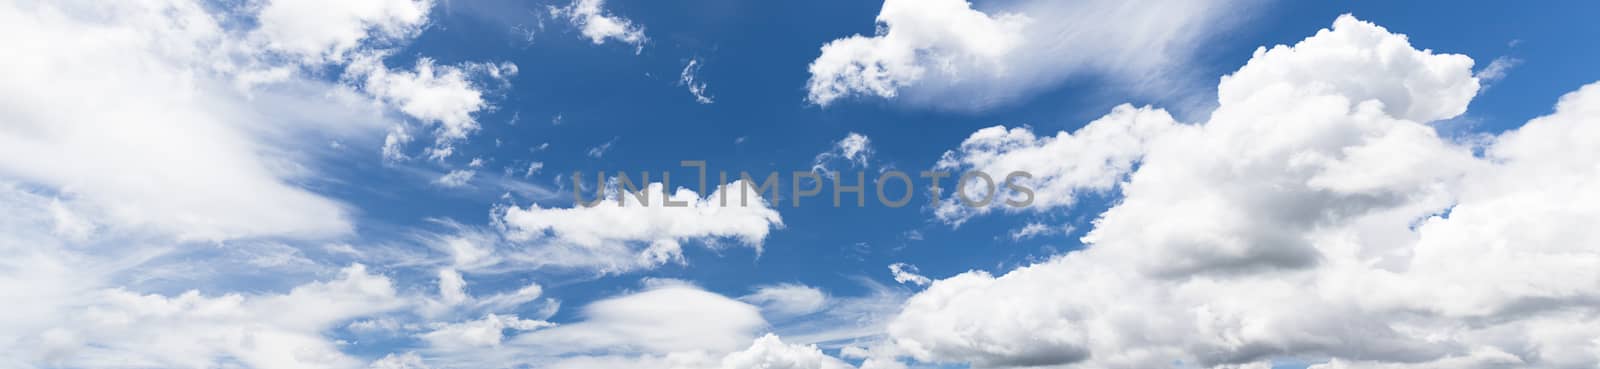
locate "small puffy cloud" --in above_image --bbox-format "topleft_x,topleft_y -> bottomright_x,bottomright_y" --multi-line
369,353 -> 433,369
550,0 -> 647,51
717,334 -> 856,369
347,55 -> 518,161
806,0 -> 1024,107
741,284 -> 830,319
887,263 -> 930,286
384,126 -> 416,162
525,162 -> 545,178
587,137 -> 618,158
1007,222 -> 1070,241
812,132 -> 874,174
497,180 -> 783,274
806,0 -> 1250,110
433,169 -> 475,188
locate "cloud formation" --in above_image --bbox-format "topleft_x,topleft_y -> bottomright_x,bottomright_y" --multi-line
498,181 -> 784,274
890,15 -> 1600,368
806,0 -> 1252,110
681,58 -> 716,104
0,0 -> 512,241
812,132 -> 875,175
551,0 -> 648,51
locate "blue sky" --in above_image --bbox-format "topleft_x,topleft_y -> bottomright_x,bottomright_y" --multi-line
5,0 -> 1600,369
370,0 -> 1595,318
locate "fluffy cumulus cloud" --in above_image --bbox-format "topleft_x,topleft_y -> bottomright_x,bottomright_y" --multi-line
806,0 -> 1251,110
347,55 -> 518,162
890,15 -> 1600,368
718,334 -> 857,369
551,0 -> 648,51
497,180 -> 784,274
254,0 -> 431,63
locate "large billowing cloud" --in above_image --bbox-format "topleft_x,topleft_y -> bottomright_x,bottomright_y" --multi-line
0,0 -> 511,241
896,15 -> 1600,368
0,0 -> 518,367
806,0 -> 1253,110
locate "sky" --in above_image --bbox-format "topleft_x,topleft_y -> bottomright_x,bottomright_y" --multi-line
2,0 -> 1600,369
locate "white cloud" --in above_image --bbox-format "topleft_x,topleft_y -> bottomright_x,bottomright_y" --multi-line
0,1 -> 529,368
889,15 -> 1600,369
384,126 -> 416,162
47,198 -> 95,242
1006,222 -> 1070,241
742,284 -> 830,319
587,137 -> 618,158
933,105 -> 1180,225
523,283 -> 766,354
813,132 -> 874,174
347,54 -> 518,162
806,0 -> 1252,110
433,169 -> 475,188
766,280 -> 909,356
550,0 -> 647,51
420,313 -> 554,349
536,335 -> 858,369
414,264 -> 555,320
16,264 -> 404,369
254,0 -> 432,63
369,353 -> 432,369
681,58 -> 715,104
887,263 -> 929,286
0,0 -> 361,241
497,180 -> 783,274
717,334 -> 856,369
0,0 -> 513,241
1474,55 -> 1521,90
525,161 -> 545,178
412,282 -> 862,369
